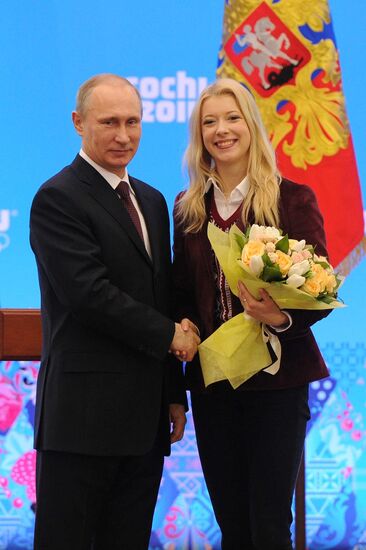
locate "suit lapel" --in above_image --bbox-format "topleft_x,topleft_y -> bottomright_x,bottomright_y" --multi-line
71,155 -> 152,267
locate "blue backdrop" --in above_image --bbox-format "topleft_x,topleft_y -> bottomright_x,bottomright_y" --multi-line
0,1 -> 365,548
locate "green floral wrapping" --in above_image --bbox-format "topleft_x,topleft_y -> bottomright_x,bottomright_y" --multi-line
198,223 -> 345,389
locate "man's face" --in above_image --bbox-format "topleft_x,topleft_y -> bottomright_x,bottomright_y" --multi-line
72,82 -> 142,178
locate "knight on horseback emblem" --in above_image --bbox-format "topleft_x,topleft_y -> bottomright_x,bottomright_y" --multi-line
224,2 -> 311,96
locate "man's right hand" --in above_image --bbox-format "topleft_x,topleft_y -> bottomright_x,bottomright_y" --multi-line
170,322 -> 200,362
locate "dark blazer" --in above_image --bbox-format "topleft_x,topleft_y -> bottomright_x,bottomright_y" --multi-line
30,154 -> 186,456
172,179 -> 330,392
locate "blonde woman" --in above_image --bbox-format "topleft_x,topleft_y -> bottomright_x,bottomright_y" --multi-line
172,79 -> 330,550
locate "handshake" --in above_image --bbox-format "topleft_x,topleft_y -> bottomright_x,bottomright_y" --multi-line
170,318 -> 201,362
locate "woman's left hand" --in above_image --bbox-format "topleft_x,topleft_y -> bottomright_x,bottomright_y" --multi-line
238,280 -> 288,327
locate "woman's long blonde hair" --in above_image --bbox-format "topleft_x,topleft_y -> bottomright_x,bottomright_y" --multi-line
176,78 -> 281,233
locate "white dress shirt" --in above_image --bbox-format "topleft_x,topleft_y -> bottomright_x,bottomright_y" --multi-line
205,175 -> 249,220
79,149 -> 152,258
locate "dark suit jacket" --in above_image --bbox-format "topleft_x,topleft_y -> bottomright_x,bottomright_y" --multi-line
172,179 -> 330,392
30,154 -> 186,456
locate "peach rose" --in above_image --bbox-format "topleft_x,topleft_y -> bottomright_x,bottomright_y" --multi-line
275,250 -> 293,276
291,252 -> 303,264
326,274 -> 337,294
241,240 -> 266,266
292,249 -> 312,264
301,277 -> 321,297
311,264 -> 329,292
302,249 -> 312,260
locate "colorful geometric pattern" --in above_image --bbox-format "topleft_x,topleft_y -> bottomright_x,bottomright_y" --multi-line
0,361 -> 37,549
306,342 -> 366,549
1,343 -> 366,548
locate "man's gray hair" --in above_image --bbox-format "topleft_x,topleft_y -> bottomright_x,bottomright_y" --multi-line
75,73 -> 141,116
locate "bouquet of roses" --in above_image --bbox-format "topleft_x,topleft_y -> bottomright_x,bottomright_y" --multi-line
198,223 -> 345,389
239,224 -> 342,301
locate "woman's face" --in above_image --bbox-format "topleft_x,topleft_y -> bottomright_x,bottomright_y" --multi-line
201,94 -> 251,175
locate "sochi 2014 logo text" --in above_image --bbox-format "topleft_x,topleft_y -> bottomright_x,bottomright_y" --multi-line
128,71 -> 208,123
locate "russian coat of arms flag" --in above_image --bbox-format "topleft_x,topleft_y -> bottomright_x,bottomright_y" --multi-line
217,0 -> 365,272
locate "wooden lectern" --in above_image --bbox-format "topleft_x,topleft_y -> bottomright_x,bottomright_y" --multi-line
0,308 -> 306,549
0,309 -> 42,360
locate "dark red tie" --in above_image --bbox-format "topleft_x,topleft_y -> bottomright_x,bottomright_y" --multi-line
116,181 -> 144,241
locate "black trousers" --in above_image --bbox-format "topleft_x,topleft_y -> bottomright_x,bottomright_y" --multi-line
34,441 -> 164,550
191,384 -> 310,550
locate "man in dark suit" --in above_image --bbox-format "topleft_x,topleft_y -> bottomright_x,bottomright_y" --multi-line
30,73 -> 199,550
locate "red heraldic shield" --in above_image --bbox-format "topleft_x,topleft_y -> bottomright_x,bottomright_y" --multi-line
224,2 -> 311,98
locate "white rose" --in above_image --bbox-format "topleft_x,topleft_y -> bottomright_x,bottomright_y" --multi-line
248,224 -> 280,242
265,242 -> 276,253
248,224 -> 262,241
264,226 -> 281,242
288,260 -> 310,277
290,239 -> 306,252
286,274 -> 306,288
249,255 -> 264,276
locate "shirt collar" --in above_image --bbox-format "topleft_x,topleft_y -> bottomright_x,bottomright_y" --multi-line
79,149 -> 134,194
204,175 -> 249,199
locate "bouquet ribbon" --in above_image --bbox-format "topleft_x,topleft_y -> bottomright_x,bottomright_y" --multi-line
261,322 -> 281,375
198,223 -> 345,389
